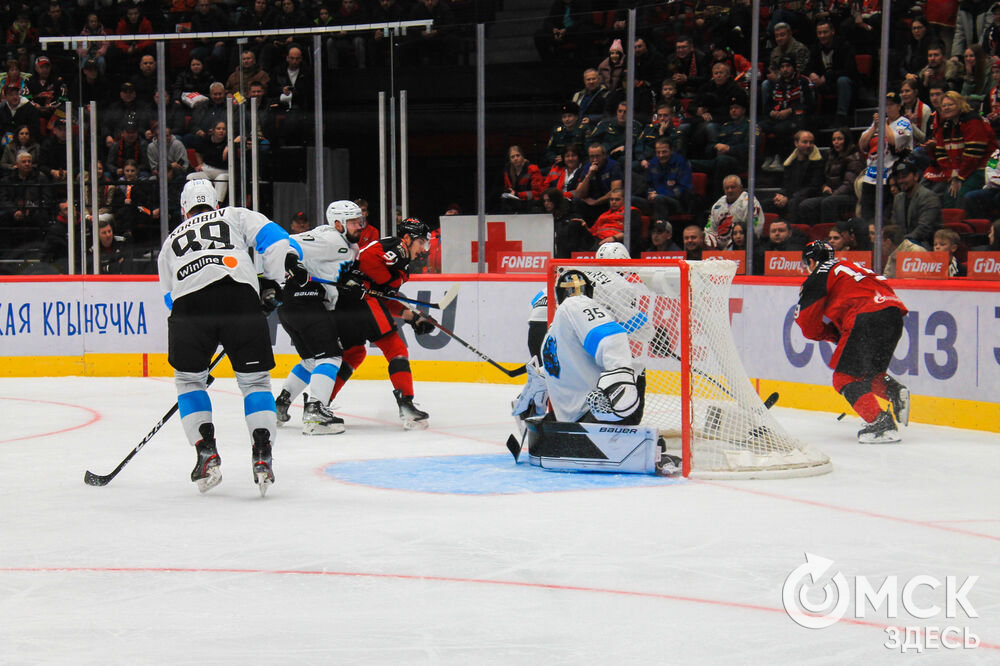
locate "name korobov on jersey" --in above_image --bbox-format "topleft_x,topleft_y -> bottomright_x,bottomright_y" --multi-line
158,206 -> 301,308
292,224 -> 359,309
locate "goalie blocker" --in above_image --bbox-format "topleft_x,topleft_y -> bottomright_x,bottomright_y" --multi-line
524,418 -> 680,476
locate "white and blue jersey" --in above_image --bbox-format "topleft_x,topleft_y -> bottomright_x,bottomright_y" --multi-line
292,225 -> 359,310
862,115 -> 913,185
158,206 -> 301,308
540,294 -> 639,422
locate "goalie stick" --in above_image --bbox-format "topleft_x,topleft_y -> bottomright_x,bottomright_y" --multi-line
83,351 -> 227,486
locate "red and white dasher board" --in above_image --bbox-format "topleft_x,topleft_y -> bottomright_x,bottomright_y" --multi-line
440,214 -> 554,274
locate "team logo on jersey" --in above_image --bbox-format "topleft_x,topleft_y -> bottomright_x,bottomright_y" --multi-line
177,254 -> 226,280
542,336 -> 560,378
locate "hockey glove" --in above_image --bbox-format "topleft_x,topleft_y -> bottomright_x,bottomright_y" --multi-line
284,252 -> 309,288
339,268 -> 369,300
259,278 -> 282,313
409,312 -> 435,335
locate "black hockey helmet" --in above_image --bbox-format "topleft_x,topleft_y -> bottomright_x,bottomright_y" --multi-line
397,217 -> 430,241
802,240 -> 834,268
555,269 -> 593,304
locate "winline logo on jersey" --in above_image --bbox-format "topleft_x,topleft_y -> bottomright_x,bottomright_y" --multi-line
781,553 -> 981,653
176,254 -> 238,280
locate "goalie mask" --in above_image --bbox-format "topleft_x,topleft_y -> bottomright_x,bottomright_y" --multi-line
802,240 -> 834,270
554,269 -> 593,304
180,179 -> 218,217
595,241 -> 630,260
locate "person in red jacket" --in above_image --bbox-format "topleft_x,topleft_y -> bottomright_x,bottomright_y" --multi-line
588,188 -> 640,248
795,241 -> 910,443
112,4 -> 153,72
500,144 -> 543,213
331,217 -> 434,429
933,90 -> 998,206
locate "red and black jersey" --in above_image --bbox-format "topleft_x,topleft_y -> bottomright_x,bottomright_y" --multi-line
355,236 -> 411,317
795,259 -> 907,368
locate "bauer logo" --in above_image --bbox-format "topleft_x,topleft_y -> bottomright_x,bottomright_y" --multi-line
496,251 -> 550,274
598,427 -> 638,433
764,251 -> 809,277
966,252 -> 1000,280
782,553 -> 981,652
896,251 -> 949,279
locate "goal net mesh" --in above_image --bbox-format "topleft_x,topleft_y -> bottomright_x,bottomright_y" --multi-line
550,259 -> 831,479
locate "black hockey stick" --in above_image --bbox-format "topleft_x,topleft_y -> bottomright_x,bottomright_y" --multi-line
425,317 -> 527,377
365,283 -> 460,310
83,352 -> 228,486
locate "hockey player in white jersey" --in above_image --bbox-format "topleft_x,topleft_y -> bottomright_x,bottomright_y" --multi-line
158,179 -> 301,496
273,200 -> 363,434
510,269 -> 680,475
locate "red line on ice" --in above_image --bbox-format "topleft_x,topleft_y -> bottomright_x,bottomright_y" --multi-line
0,565 -> 995,650
0,397 -> 101,443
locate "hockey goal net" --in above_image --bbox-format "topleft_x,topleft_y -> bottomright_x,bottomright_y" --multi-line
548,258 -> 831,479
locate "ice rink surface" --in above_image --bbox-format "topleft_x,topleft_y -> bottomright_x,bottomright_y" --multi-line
1,376 -> 997,664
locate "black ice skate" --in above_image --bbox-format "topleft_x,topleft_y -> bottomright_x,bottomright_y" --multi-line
885,376 -> 910,427
275,389 -> 292,427
393,389 -> 429,430
302,399 -> 345,435
251,428 -> 274,497
191,422 -> 222,493
858,410 -> 900,444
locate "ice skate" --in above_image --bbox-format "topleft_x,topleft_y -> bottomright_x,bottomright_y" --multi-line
251,428 -> 274,497
302,399 -> 345,435
858,410 -> 900,444
885,377 -> 910,427
275,389 -> 292,427
190,423 -> 222,493
394,389 -> 429,430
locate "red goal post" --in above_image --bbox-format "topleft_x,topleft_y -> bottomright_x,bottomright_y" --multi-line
547,257 -> 832,479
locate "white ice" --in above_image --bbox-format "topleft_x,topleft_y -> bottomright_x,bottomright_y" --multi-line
0,377 -> 997,664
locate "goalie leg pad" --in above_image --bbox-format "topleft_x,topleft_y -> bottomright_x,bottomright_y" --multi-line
526,419 -> 660,474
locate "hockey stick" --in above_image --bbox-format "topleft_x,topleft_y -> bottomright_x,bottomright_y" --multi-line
83,351 -> 228,487
425,318 -> 527,377
365,283 -> 461,311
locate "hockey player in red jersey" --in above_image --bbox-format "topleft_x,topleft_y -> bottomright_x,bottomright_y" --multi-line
795,241 -> 911,443
331,217 -> 435,428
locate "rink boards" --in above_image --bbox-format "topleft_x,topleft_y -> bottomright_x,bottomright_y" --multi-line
0,273 -> 997,432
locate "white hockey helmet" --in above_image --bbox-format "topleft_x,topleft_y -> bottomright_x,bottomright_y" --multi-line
180,179 -> 218,217
325,200 -> 364,230
595,241 -> 630,260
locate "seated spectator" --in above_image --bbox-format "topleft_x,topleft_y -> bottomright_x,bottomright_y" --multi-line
1,125 -> 39,173
572,68 -> 609,128
77,13 -> 110,76
78,59 -> 106,106
920,41 -> 962,93
106,120 -> 150,181
760,56 -> 810,172
689,92 -> 752,196
190,0 -> 230,78
900,78 -> 932,143
241,80 -> 276,151
288,211 -> 311,234
589,188 -> 640,248
5,13 -> 38,58
544,102 -> 584,169
754,218 -> 806,272
171,56 -> 213,111
26,56 -> 67,129
598,39 -> 626,95
770,130 -> 825,225
689,61 -> 742,157
637,102 -> 686,163
130,54 -> 159,107
682,224 -> 706,260
0,59 -> 29,97
148,124 -> 189,181
269,45 -> 313,146
499,145 -> 543,213
642,218 -> 681,253
729,221 -> 748,253
971,218 -> 1000,250
587,101 -> 643,165
858,92 -> 913,225
184,82 -> 227,148
239,0 -> 278,72
959,45 -> 992,109
37,1 -> 73,47
541,187 -> 588,258
806,19 -> 855,127
665,35 -> 707,98
1,150 -> 50,229
187,120 -> 229,203
93,218 -> 132,274
226,50 -> 269,97
543,144 -> 586,200
933,227 -> 964,276
899,16 -> 934,81
705,174 -> 764,248
645,136 -> 692,221
827,222 -> 858,252
111,159 -> 159,241
964,146 -> 1000,218
101,82 -> 153,149
0,85 -> 40,143
369,0 -> 406,66
111,3 -> 154,74
879,224 -> 908,276
890,158 -> 942,248
933,90 -> 997,207
39,115 -> 68,183
574,143 -> 624,223
797,128 -> 863,226
984,5 -> 1000,59
353,197 -> 381,246
329,0 -> 369,69
762,23 -> 810,108
534,0 -> 594,64
603,39 -> 659,119
403,0 -> 458,66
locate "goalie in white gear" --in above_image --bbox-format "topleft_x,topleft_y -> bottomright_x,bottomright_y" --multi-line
158,179 -> 303,495
510,269 -> 679,475
273,200 -> 363,435
585,241 -> 656,341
